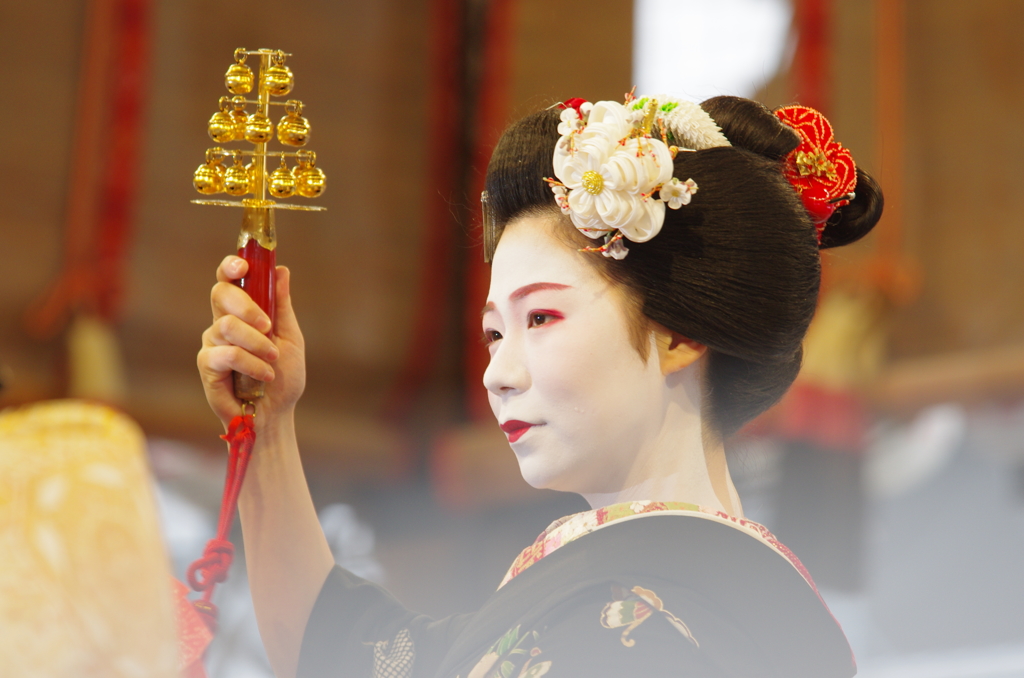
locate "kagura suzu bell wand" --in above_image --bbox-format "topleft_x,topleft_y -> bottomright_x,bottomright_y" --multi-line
179,48 -> 327,651
192,47 -> 325,404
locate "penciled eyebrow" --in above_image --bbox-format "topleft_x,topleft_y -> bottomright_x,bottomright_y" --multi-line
480,282 -> 572,316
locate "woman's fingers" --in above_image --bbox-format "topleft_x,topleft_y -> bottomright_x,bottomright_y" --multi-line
216,255 -> 248,283
199,343 -> 275,385
211,281 -> 272,333
205,314 -> 280,361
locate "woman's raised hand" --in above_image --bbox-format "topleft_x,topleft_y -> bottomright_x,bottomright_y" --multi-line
200,257 -> 332,678
198,255 -> 306,428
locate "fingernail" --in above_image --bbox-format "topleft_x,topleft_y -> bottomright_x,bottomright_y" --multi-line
257,316 -> 272,333
268,345 -> 280,360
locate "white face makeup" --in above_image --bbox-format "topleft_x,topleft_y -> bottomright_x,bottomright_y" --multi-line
482,216 -> 672,497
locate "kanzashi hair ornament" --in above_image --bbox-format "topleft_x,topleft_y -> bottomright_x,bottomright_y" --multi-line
546,96 -> 702,260
774,105 -> 858,242
626,95 -> 731,151
660,177 -> 699,208
579,231 -> 629,260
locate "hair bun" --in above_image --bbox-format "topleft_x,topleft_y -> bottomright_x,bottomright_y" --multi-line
819,168 -> 884,249
699,96 -> 800,161
699,95 -> 884,251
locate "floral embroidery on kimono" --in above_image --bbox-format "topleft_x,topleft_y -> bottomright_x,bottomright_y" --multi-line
600,585 -> 699,649
372,628 -> 415,678
462,625 -> 551,678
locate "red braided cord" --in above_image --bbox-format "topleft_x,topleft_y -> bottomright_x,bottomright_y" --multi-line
184,413 -> 256,629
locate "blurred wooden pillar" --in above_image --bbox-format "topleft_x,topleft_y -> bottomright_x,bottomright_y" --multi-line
382,0 -> 519,426
24,0 -> 151,404
793,0 -> 833,113
383,0 -> 468,422
875,0 -> 905,263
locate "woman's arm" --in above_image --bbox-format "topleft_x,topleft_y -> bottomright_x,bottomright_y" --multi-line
198,258 -> 333,678
238,409 -> 333,678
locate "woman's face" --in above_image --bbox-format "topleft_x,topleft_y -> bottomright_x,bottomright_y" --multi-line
482,216 -> 669,495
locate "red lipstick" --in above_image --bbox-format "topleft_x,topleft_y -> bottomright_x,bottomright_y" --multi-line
500,420 -> 534,443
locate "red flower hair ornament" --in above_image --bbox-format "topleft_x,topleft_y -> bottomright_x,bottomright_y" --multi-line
559,97 -> 590,117
774,105 -> 858,241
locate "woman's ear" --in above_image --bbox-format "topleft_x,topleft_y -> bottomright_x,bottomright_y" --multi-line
653,324 -> 707,376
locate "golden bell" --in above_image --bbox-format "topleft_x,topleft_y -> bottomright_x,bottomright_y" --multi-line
231,96 -> 248,139
244,111 -> 273,144
224,155 -> 251,196
193,163 -> 223,194
262,52 -> 294,97
208,97 -> 236,143
295,166 -> 326,198
293,150 -> 325,198
245,162 -> 259,192
225,48 -> 253,94
277,100 -> 310,146
225,62 -> 254,94
193,149 -> 226,195
269,159 -> 296,198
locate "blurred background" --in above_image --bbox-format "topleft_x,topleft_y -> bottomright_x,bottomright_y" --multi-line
2,0 -> 1024,675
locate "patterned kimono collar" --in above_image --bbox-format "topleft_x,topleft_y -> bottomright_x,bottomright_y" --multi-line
498,501 -> 819,597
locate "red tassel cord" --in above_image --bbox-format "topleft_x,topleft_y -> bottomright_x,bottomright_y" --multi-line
184,411 -> 256,632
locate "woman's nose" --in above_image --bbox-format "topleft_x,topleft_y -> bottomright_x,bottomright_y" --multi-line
482,336 -> 530,396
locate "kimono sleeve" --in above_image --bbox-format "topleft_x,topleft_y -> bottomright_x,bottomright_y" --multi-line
298,565 -> 475,678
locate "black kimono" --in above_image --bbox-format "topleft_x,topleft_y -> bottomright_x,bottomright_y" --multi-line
299,504 -> 855,678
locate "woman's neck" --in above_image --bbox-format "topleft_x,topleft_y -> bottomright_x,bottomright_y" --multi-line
580,361 -> 743,517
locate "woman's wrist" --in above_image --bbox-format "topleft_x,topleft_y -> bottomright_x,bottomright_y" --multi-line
249,405 -> 299,460
238,405 -> 303,515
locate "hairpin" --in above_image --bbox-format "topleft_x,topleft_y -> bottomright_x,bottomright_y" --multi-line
482,190 -> 498,263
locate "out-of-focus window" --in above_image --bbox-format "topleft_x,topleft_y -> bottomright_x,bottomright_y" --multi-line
633,0 -> 793,101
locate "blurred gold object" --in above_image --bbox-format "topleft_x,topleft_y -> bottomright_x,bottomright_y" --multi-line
262,51 -> 294,96
225,47 -> 254,94
277,99 -> 310,146
0,401 -> 179,678
294,150 -> 326,198
244,110 -> 273,144
268,157 -> 296,198
224,153 -> 251,196
193,147 -> 226,194
208,96 -> 236,143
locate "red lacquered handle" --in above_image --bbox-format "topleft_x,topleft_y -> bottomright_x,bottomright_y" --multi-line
237,239 -> 277,330
233,207 -> 277,401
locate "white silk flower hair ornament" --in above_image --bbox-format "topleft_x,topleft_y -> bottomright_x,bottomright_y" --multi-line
546,94 -> 729,259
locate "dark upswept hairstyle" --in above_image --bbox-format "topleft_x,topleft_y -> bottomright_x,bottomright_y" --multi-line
483,96 -> 883,437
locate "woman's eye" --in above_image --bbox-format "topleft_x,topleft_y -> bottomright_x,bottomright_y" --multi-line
482,329 -> 502,345
528,312 -> 558,328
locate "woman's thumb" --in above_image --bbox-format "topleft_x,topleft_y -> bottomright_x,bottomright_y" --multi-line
274,266 -> 302,341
